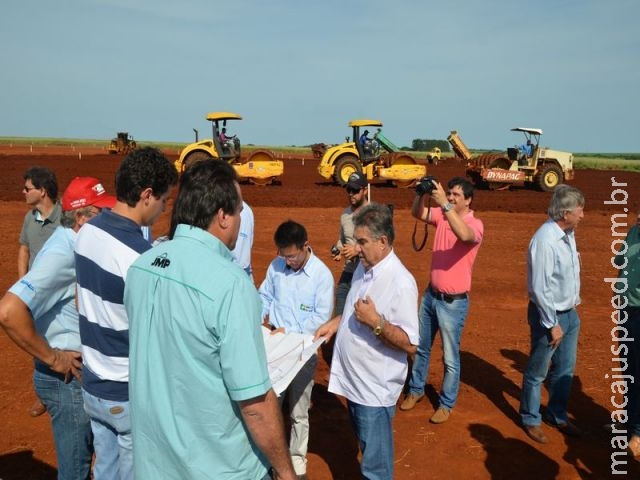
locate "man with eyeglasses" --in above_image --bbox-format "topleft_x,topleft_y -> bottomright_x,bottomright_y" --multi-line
0,176 -> 116,480
19,167 -> 61,277
259,220 -> 334,480
19,166 -> 62,418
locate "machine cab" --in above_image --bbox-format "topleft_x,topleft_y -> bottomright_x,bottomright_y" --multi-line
207,112 -> 242,162
508,127 -> 542,168
350,119 -> 383,163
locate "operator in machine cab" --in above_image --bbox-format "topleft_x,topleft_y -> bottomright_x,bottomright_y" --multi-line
219,127 -> 237,156
359,130 -> 379,157
519,139 -> 533,165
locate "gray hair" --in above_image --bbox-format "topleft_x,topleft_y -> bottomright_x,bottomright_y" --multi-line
60,206 -> 94,228
353,203 -> 395,245
547,185 -> 585,221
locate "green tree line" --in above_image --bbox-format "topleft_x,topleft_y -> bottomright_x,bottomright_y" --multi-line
405,139 -> 451,152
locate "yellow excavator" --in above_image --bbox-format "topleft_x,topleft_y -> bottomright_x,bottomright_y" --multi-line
174,112 -> 283,185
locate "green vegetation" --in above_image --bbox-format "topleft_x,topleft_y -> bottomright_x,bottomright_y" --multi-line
574,155 -> 640,171
1,137 -> 639,172
0,136 -> 108,147
409,139 -> 450,152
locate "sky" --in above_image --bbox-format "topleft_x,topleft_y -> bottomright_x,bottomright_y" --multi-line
1,0 -> 639,153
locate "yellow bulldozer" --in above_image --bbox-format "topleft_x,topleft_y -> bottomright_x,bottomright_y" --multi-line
107,132 -> 137,155
174,112 -> 283,185
317,119 -> 426,188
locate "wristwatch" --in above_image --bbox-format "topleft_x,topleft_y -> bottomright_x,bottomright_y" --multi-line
373,314 -> 386,336
442,202 -> 453,213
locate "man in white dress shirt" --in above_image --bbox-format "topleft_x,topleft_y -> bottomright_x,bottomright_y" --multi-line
315,203 -> 419,480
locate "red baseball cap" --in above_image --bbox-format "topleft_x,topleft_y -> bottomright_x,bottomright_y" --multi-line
62,177 -> 117,212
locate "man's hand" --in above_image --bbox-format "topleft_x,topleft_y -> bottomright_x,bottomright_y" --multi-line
548,324 -> 564,348
430,181 -> 448,207
262,317 -> 285,335
341,244 -> 358,260
353,296 -> 378,329
48,349 -> 83,383
314,316 -> 341,342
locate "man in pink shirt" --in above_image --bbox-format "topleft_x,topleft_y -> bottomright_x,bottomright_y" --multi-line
400,176 -> 484,424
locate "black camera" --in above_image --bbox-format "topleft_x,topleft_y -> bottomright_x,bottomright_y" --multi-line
331,245 -> 341,256
415,176 -> 438,196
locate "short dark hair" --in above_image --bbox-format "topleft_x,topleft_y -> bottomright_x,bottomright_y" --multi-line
170,159 -> 240,235
24,167 -> 58,200
274,220 -> 308,250
448,176 -> 475,200
115,147 -> 178,207
353,203 -> 395,245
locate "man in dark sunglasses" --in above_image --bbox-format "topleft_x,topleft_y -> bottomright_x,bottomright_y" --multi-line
332,171 -> 369,317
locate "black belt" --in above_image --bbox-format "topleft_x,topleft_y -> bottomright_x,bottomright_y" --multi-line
429,285 -> 467,303
555,308 -> 573,315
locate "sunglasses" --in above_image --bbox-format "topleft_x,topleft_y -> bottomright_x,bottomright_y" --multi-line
346,188 -> 362,195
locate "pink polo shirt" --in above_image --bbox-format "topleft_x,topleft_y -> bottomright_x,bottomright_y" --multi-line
429,207 -> 483,294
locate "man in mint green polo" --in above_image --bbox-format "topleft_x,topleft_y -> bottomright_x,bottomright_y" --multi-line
124,160 -> 297,480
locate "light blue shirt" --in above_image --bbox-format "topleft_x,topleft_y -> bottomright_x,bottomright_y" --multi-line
521,143 -> 533,157
527,219 -> 581,328
231,201 -> 254,277
125,224 -> 271,480
259,250 -> 334,335
10,226 -> 80,350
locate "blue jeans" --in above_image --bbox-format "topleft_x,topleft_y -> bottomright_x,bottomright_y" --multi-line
347,401 -> 396,480
335,270 -> 353,316
82,390 -> 133,480
520,302 -> 580,427
407,289 -> 469,409
34,369 -> 93,480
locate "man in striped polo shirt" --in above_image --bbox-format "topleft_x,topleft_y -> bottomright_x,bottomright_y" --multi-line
74,147 -> 177,480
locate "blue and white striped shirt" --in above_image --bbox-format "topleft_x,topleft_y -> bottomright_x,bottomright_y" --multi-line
75,209 -> 151,401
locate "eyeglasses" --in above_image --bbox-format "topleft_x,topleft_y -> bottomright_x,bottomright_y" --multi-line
23,185 -> 39,192
346,188 -> 362,195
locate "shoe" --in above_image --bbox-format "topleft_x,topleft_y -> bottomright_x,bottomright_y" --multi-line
399,393 -> 425,411
556,421 -> 583,437
430,407 -> 451,424
29,399 -> 47,417
628,435 -> 640,457
524,425 -> 548,444
543,417 -> 582,437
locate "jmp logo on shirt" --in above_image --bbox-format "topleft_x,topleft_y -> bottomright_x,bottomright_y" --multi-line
151,253 -> 171,269
299,303 -> 313,313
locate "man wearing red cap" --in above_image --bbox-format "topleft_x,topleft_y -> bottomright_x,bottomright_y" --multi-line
0,176 -> 116,480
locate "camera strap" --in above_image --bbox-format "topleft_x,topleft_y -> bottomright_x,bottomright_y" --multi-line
411,198 -> 431,252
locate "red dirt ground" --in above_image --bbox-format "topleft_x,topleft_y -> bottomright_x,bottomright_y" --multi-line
0,146 -> 638,479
